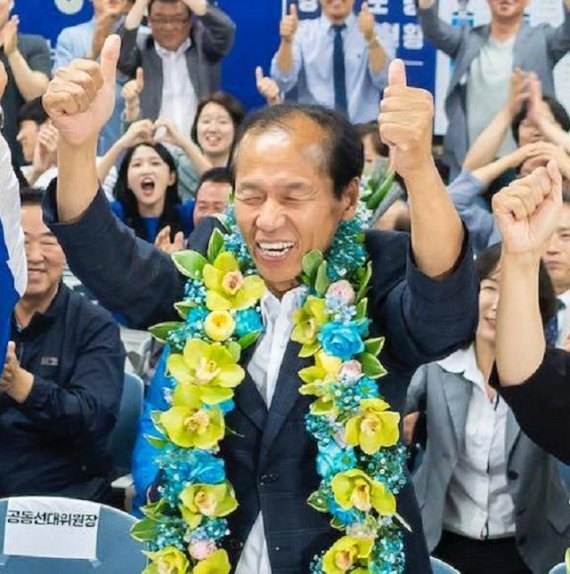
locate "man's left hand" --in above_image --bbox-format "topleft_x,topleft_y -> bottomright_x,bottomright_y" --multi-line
1,15 -> 18,57
378,59 -> 434,181
358,2 -> 375,42
0,342 -> 33,404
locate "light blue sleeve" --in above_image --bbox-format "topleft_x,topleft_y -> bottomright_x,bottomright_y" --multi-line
270,34 -> 303,94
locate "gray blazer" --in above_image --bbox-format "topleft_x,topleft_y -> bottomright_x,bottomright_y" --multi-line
117,4 -> 235,121
407,361 -> 570,574
418,3 -> 570,178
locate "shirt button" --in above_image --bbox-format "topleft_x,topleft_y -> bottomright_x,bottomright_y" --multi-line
507,470 -> 519,481
259,473 -> 277,486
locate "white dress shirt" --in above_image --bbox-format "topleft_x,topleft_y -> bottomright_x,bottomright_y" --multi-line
235,287 -> 305,574
556,289 -> 570,347
438,345 -> 516,540
155,38 -> 197,138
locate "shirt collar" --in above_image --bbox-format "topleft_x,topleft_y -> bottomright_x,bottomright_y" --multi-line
437,343 -> 483,387
320,11 -> 356,33
558,289 -> 570,309
155,37 -> 191,58
260,285 -> 305,326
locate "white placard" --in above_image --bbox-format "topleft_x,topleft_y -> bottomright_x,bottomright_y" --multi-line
3,498 -> 100,560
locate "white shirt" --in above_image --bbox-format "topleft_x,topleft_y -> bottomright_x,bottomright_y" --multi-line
438,345 -> 516,539
466,35 -> 516,156
235,287 -> 305,574
155,39 -> 197,138
556,289 -> 570,347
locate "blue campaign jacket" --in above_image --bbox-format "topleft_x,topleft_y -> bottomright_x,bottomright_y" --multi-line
43,185 -> 478,573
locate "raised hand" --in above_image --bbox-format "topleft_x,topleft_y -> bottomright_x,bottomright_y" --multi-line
358,2 -> 375,42
154,226 -> 185,255
280,3 -> 298,43
378,59 -> 434,180
153,118 -> 187,147
255,66 -> 282,105
0,62 -> 7,99
122,66 -> 144,121
120,118 -> 154,149
1,15 -> 18,56
32,123 -> 59,173
492,161 -> 562,256
506,68 -> 528,118
42,35 -> 120,147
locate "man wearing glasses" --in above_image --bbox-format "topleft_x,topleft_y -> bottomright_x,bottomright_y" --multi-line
118,0 -> 235,135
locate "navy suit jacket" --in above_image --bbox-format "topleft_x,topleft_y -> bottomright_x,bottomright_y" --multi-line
43,186 -> 478,573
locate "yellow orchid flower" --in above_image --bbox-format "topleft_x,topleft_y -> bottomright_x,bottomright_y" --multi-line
143,546 -> 189,574
322,536 -> 374,574
345,398 -> 400,455
160,386 -> 224,449
192,549 -> 231,574
179,482 -> 238,529
167,339 -> 245,404
204,311 -> 236,342
331,469 -> 396,516
291,296 -> 329,346
299,351 -> 342,415
203,252 -> 265,311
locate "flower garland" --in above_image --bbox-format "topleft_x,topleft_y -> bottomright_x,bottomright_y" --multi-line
131,191 -> 408,573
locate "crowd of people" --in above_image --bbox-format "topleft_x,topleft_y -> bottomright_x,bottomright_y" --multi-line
2,0 -> 570,573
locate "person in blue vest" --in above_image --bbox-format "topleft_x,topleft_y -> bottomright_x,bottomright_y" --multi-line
40,36 -> 478,573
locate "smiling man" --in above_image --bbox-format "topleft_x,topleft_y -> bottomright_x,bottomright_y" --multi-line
41,37 -> 478,572
418,0 -> 570,178
270,0 -> 394,123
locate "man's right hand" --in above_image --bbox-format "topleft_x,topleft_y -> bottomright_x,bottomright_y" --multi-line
42,35 -> 120,147
280,4 -> 298,43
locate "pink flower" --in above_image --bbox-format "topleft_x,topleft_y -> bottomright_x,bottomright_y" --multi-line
326,280 -> 355,305
188,539 -> 217,560
340,360 -> 363,381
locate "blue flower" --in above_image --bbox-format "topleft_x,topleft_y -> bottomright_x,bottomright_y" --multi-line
316,442 -> 356,478
187,306 -> 208,326
185,450 -> 226,484
328,496 -> 361,527
235,308 -> 263,337
318,321 -> 365,360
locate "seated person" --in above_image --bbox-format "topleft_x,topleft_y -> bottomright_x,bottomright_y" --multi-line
0,188 -> 125,501
405,243 -> 568,574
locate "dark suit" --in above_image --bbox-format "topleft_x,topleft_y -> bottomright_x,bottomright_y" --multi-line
43,186 -> 479,573
118,4 -> 235,120
491,348 -> 570,465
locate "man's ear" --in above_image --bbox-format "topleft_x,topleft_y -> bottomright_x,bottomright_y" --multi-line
341,177 -> 360,221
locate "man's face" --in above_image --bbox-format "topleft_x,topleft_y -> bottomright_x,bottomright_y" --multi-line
320,0 -> 355,24
234,115 -> 358,296
193,180 -> 231,226
487,0 -> 529,23
543,203 -> 570,295
149,1 -> 192,51
92,0 -> 128,16
17,120 -> 40,164
518,103 -> 559,147
21,204 -> 66,303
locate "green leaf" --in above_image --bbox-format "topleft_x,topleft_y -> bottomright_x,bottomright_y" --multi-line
302,250 -> 324,283
172,250 -> 208,279
307,491 -> 328,513
358,352 -> 387,379
227,340 -> 242,363
315,261 -> 330,296
299,340 -> 320,358
207,228 -> 226,262
330,516 -> 346,531
145,434 -> 167,449
366,170 -> 396,211
150,410 -> 166,434
140,499 -> 167,519
238,331 -> 261,350
565,547 -> 570,572
364,337 -> 385,357
149,321 -> 184,343
355,298 -> 368,320
356,262 -> 372,302
174,300 -> 196,320
130,517 -> 159,542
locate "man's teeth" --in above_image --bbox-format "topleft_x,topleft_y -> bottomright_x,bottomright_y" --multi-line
257,241 -> 294,256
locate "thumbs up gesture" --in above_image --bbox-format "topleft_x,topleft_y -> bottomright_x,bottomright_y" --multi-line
358,2 -> 375,42
378,59 -> 434,181
42,35 -> 121,147
255,66 -> 282,105
280,3 -> 298,43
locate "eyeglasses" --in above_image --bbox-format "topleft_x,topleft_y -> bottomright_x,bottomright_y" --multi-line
149,16 -> 190,27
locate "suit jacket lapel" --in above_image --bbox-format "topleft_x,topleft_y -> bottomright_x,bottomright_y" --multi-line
441,373 -> 471,446
449,26 -> 489,93
233,343 -> 267,431
258,340 -> 306,469
505,409 -> 521,462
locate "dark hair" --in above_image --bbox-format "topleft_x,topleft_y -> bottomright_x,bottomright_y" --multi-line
229,103 -> 364,200
190,92 -> 246,147
354,122 -> 388,157
113,142 -> 183,242
20,186 -> 44,206
149,0 -> 191,15
196,167 -> 231,194
476,243 -> 557,327
512,96 -> 570,144
17,97 -> 48,126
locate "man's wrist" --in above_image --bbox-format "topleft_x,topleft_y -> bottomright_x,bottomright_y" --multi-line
6,49 -> 21,64
9,370 -> 34,404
